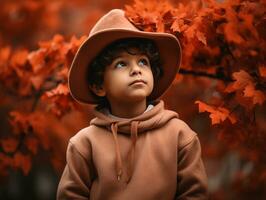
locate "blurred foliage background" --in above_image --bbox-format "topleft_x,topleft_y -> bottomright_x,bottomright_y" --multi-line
0,0 -> 266,199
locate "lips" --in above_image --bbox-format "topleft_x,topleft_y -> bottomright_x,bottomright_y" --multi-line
129,79 -> 146,85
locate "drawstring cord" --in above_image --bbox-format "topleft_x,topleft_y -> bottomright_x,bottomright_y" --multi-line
111,123 -> 123,181
126,121 -> 139,183
110,121 -> 139,183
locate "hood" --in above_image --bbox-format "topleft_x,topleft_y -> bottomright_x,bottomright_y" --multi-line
90,100 -> 179,183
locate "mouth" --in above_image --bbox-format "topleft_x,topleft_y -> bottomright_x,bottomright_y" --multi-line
129,79 -> 147,86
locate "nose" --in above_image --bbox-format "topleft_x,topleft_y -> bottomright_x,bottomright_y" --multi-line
130,62 -> 142,76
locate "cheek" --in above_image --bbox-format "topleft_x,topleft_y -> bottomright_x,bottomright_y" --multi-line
103,71 -> 127,91
147,70 -> 154,89
150,77 -> 154,90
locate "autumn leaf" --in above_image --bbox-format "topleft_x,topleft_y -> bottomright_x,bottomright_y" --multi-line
9,111 -> 31,135
0,0 -> 266,196
223,5 -> 244,44
243,84 -> 266,105
171,18 -> 181,32
0,152 -> 13,171
225,70 -> 253,92
238,12 -> 258,39
225,70 -> 266,106
30,75 -> 45,90
183,17 -> 206,45
28,48 -> 47,73
195,100 -> 237,125
184,25 -> 197,40
0,138 -> 19,153
0,46 -> 11,64
10,49 -> 29,67
9,111 -> 52,150
196,31 -> 207,45
69,35 -> 87,54
24,137 -> 39,155
156,17 -> 165,32
45,83 -> 69,97
259,65 -> 266,78
223,21 -> 244,44
13,152 -> 31,175
28,113 -> 51,150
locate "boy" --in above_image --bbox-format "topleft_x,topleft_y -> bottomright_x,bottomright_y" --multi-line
57,9 -> 208,200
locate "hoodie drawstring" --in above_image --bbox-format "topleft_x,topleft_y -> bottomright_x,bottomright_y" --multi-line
110,121 -> 139,183
126,121 -> 139,183
111,123 -> 123,181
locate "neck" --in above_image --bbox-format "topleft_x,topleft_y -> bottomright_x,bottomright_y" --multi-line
109,99 -> 147,118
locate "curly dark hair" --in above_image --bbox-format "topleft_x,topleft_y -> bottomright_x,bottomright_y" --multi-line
87,37 -> 163,108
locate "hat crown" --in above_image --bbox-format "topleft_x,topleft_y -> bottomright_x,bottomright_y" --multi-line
89,9 -> 139,36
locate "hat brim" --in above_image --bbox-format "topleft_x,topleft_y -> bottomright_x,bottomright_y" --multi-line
68,29 -> 182,104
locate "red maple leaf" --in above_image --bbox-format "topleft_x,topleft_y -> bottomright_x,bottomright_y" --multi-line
195,100 -> 237,125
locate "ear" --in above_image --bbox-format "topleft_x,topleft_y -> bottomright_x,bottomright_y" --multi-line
89,84 -> 106,97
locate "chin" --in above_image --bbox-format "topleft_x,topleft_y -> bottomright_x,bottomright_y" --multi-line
127,94 -> 150,102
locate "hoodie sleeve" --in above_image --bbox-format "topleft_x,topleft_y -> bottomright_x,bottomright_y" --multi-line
57,141 -> 93,200
176,133 -> 208,200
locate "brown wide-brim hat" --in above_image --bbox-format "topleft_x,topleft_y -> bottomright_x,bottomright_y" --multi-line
69,9 -> 182,104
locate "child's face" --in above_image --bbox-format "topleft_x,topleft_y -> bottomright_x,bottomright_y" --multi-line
96,48 -> 154,105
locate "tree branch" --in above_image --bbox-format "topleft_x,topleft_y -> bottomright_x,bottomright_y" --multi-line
179,68 -> 233,82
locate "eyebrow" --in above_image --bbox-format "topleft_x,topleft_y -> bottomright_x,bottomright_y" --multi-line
112,53 -> 147,60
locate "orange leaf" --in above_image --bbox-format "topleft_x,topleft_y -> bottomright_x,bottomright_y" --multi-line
224,22 -> 244,44
223,6 -> 244,44
30,75 -> 45,90
0,138 -> 19,153
13,152 -> 31,175
9,111 -> 31,135
69,35 -> 87,53
184,25 -> 197,40
243,84 -> 266,105
45,83 -> 69,97
232,70 -> 253,89
28,49 -> 46,73
170,18 -> 181,32
29,112 -> 51,150
196,31 -> 207,45
156,17 -> 165,32
0,152 -> 12,166
238,13 -> 258,39
10,49 -> 29,67
259,65 -> 266,78
0,46 -> 11,64
225,70 -> 253,92
24,137 -> 39,155
225,70 -> 266,106
195,100 -> 237,125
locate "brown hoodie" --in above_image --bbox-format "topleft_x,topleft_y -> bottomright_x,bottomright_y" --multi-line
57,100 -> 208,200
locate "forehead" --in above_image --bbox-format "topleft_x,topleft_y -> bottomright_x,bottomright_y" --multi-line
112,47 -> 147,59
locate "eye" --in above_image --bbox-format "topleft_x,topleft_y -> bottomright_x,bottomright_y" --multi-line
115,61 -> 126,68
138,58 -> 149,67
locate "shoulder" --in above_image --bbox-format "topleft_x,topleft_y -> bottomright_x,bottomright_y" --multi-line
70,126 -> 92,144
167,118 -> 198,149
68,125 -> 98,158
